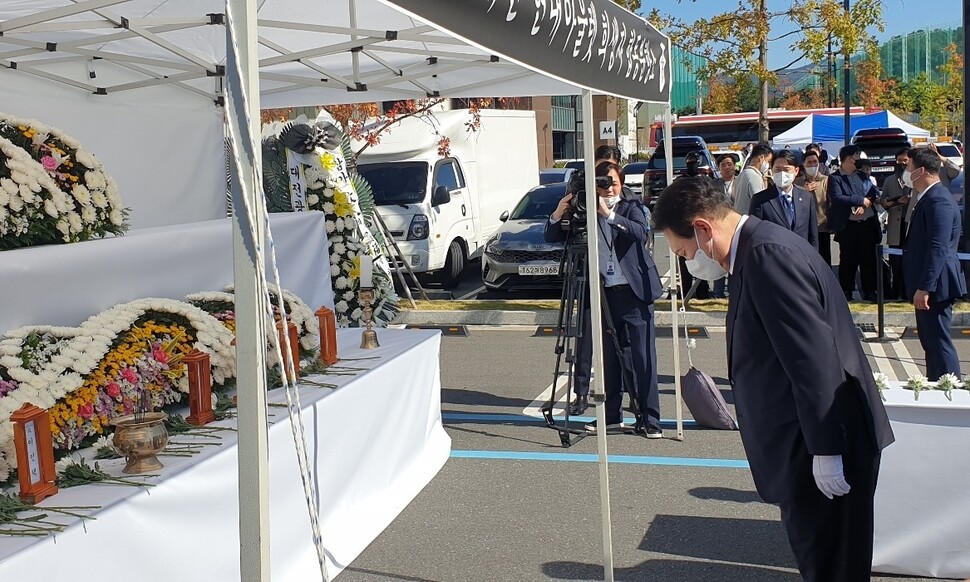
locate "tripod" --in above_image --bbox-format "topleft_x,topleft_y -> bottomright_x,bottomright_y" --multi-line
541,229 -> 644,447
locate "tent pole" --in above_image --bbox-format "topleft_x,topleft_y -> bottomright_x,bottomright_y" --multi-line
582,89 -> 615,582
664,104 -> 684,440
226,1 -> 272,580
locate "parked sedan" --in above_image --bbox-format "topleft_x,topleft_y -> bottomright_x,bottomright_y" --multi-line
539,167 -> 576,185
482,183 -> 567,291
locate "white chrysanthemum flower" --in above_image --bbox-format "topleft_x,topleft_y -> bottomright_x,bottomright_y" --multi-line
0,178 -> 16,196
325,221 -> 336,234
91,190 -> 107,208
81,206 -> 96,223
7,194 -> 23,212
67,212 -> 83,233
334,300 -> 349,313
307,194 -> 319,206
75,150 -> 97,169
72,184 -> 91,205
330,264 -> 340,276
322,202 -> 335,213
55,455 -> 79,474
351,308 -> 362,319
342,291 -> 354,301
333,242 -> 346,254
56,220 -> 70,236
334,276 -> 349,290
109,209 -> 123,226
19,183 -> 36,202
44,199 -> 58,218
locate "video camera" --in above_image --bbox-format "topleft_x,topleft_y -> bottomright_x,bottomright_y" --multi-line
561,170 -> 612,234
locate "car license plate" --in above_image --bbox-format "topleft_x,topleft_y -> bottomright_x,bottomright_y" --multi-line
518,264 -> 560,276
872,166 -> 893,172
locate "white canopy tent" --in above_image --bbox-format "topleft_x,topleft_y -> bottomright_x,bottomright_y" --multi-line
0,2 -> 674,581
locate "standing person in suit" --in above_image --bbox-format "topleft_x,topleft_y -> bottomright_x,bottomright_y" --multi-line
547,161 -> 665,436
569,147 -> 644,416
878,148 -> 913,301
827,145 -> 881,302
902,147 -> 967,380
652,177 -> 894,582
733,143 -> 772,214
749,149 -> 818,249
796,149 -> 831,264
710,154 -> 737,298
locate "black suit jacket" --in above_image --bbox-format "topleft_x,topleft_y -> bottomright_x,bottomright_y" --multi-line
727,217 -> 894,503
544,198 -> 663,303
826,170 -> 875,233
902,182 -> 967,302
749,184 -> 818,249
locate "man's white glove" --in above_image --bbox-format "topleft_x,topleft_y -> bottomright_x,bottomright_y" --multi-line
812,455 -> 851,500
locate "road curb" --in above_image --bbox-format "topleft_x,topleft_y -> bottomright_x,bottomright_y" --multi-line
392,308 -> 959,328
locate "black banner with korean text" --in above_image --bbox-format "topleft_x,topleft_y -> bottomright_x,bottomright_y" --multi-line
381,0 -> 671,103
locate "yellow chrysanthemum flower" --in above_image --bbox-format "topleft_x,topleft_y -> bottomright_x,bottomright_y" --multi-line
320,152 -> 338,171
349,255 -> 361,280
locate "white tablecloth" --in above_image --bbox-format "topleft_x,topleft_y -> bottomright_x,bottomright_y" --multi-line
0,211 -> 334,332
0,328 -> 450,581
873,382 -> 970,579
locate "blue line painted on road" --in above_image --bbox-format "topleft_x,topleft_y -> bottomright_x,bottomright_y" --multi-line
450,449 -> 749,469
441,412 -> 697,426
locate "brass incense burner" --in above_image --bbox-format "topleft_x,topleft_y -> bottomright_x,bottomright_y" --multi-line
111,412 -> 169,474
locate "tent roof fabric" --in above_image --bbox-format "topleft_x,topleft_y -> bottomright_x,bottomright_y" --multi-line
772,110 -> 930,147
0,0 -> 668,107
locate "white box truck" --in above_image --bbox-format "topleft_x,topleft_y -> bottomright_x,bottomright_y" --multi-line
355,109 -> 539,287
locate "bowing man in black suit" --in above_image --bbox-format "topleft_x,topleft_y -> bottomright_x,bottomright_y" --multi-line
652,177 -> 894,582
546,161 -> 665,436
749,149 -> 819,249
902,147 -> 967,379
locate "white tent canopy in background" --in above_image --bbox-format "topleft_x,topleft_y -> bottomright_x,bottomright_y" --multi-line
772,110 -> 931,152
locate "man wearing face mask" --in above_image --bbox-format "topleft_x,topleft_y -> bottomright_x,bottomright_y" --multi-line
796,149 -> 831,264
652,177 -> 894,582
878,148 -> 912,301
749,149 -> 818,249
546,162 -> 664,437
827,145 -> 880,302
733,143 -> 773,215
901,147 -> 966,380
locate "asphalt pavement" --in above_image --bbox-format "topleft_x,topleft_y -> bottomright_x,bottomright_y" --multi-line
337,325 -> 964,581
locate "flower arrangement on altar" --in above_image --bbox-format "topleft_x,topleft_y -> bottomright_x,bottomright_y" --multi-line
261,113 -> 398,327
0,112 -> 128,250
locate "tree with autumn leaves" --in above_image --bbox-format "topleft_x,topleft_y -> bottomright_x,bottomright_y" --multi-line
647,0 -> 884,142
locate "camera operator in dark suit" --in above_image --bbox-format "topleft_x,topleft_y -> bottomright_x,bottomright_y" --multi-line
546,161 -> 664,436
653,177 -> 894,582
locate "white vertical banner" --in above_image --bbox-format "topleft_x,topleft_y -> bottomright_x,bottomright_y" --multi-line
286,150 -> 309,212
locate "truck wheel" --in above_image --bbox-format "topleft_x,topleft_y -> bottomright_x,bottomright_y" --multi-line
438,241 -> 465,288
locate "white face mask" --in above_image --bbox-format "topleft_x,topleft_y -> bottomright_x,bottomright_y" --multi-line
603,195 -> 620,209
772,171 -> 794,190
804,165 -> 819,177
685,229 -> 727,281
758,161 -> 770,174
902,169 -> 915,189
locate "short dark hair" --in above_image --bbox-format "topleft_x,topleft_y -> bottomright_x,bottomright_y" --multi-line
772,149 -> 799,167
805,143 -> 820,155
716,154 -> 735,166
803,149 -> 820,162
750,143 -> 773,161
839,145 -> 863,162
594,145 -> 618,162
652,176 -> 733,238
595,160 -> 624,183
908,147 -> 942,175
686,150 -> 701,163
895,147 -> 911,158
856,158 -> 872,170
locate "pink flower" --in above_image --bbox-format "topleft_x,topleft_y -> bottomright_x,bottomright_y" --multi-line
152,347 -> 169,364
121,367 -> 137,383
106,382 -> 121,399
41,156 -> 58,171
79,403 -> 94,419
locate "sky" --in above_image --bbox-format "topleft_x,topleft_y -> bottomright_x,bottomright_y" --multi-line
639,0 -> 963,69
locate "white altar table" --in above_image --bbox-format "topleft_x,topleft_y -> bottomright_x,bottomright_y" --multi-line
872,383 -> 970,579
0,328 -> 450,581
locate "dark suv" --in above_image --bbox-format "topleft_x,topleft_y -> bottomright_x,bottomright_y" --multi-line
851,128 -> 912,187
643,136 -> 720,207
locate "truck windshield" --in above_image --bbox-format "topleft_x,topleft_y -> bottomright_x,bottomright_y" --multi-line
356,162 -> 429,206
